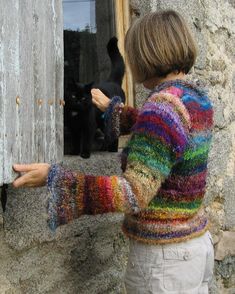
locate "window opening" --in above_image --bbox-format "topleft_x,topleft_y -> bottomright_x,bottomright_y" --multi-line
63,0 -> 121,157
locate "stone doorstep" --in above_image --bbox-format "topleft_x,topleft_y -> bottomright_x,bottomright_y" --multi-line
215,231 -> 235,261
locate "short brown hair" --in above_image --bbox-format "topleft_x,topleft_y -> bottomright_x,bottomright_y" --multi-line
125,10 -> 198,83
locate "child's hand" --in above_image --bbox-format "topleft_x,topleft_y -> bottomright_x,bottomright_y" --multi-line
91,88 -> 110,112
12,163 -> 51,188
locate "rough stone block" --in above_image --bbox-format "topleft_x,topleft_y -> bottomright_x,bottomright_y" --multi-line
215,231 -> 235,261
130,0 -> 151,16
149,0 -> 207,70
134,84 -> 150,109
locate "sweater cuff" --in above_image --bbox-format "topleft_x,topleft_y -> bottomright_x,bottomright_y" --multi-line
47,164 -> 60,231
47,164 -> 73,231
103,96 -> 123,143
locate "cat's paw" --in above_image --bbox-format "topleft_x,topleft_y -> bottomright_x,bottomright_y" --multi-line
80,152 -> 91,159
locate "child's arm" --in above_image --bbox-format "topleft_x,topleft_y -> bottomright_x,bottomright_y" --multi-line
103,96 -> 138,143
13,93 -> 190,231
47,94 -> 189,231
91,89 -> 138,141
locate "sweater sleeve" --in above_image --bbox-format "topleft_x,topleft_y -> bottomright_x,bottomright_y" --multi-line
103,96 -> 138,143
47,94 -> 189,231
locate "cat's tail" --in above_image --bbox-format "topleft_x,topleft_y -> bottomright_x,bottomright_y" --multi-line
107,37 -> 125,86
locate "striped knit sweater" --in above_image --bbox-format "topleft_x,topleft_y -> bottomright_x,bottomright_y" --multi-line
47,79 -> 213,244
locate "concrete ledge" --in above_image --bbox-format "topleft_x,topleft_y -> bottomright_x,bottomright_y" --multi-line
3,153 -> 123,250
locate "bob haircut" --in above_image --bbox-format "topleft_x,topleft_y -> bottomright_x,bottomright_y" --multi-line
125,10 -> 198,83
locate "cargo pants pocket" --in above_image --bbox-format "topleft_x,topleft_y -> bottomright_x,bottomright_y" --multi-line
162,244 -> 206,292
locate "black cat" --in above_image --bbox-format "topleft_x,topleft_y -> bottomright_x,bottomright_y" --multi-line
64,80 -> 96,158
64,37 -> 125,158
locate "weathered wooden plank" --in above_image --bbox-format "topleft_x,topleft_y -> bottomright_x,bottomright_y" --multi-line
45,0 -> 57,163
18,0 -> 34,165
53,0 -> 64,162
0,1 -> 5,184
0,0 -> 64,184
0,0 -> 20,184
33,0 -> 49,163
33,0 -> 47,163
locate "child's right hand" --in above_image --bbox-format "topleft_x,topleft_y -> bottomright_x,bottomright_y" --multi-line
12,163 -> 51,188
91,88 -> 110,112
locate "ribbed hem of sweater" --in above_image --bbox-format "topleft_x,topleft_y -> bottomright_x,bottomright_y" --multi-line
122,209 -> 209,245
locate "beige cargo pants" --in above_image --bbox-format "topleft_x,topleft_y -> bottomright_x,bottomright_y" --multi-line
124,231 -> 214,294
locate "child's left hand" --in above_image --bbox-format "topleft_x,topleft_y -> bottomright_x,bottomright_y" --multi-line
12,163 -> 51,188
91,88 -> 110,112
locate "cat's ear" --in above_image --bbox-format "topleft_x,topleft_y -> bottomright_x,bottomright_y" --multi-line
84,82 -> 94,92
75,82 -> 85,90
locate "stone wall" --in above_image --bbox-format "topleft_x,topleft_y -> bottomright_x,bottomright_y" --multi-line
0,0 -> 235,293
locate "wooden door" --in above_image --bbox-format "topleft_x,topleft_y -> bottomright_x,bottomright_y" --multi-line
115,0 -> 134,107
0,0 -> 64,185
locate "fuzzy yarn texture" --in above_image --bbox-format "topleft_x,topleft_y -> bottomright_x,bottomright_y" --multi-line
47,79 -> 213,244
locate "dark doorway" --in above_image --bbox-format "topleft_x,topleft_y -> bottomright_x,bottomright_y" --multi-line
63,0 -> 116,155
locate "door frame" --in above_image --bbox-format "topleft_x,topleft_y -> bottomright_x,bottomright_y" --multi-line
115,0 -> 134,107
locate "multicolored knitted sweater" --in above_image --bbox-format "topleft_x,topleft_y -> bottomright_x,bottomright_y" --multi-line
47,79 -> 213,244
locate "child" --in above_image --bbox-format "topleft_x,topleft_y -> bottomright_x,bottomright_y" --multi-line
13,10 -> 214,293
